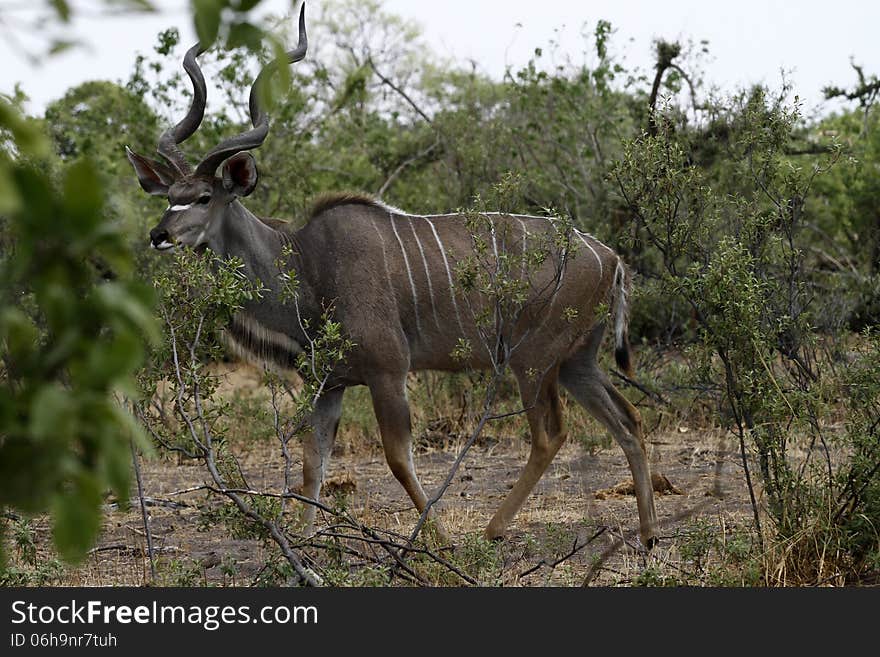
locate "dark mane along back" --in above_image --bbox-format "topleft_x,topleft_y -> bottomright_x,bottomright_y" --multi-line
307,192 -> 390,220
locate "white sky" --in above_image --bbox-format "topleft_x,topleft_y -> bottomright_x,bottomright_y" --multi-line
1,0 -> 877,117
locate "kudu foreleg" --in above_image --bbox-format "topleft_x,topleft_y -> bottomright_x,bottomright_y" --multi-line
370,375 -> 449,541
301,388 -> 344,535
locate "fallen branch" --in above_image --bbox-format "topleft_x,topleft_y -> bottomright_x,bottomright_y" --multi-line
88,543 -> 130,555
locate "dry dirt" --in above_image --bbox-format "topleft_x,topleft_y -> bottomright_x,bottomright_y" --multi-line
27,363 -> 758,587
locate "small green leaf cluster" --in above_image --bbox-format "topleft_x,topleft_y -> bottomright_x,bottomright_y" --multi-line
138,250 -> 264,454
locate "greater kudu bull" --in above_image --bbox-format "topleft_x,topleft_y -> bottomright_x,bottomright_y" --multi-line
126,3 -> 659,548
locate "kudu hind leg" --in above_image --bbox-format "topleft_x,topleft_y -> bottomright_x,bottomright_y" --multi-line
370,375 -> 448,540
301,387 -> 344,535
485,373 -> 567,540
559,358 -> 659,548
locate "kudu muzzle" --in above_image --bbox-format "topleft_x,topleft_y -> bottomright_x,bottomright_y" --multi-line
149,211 -> 176,250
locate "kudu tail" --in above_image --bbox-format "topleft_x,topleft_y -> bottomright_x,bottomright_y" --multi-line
611,258 -> 635,378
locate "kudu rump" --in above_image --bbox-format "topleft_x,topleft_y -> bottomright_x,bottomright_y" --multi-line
127,4 -> 659,548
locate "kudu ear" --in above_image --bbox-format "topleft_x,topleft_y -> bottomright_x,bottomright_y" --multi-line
125,146 -> 177,196
221,152 -> 259,197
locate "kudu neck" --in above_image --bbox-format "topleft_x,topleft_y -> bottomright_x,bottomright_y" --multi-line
210,200 -> 314,352
213,201 -> 289,283
209,201 -> 317,330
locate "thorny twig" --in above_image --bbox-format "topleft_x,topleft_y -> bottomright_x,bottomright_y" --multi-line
163,310 -> 320,586
193,485 -> 477,586
129,438 -> 157,583
519,526 -> 608,579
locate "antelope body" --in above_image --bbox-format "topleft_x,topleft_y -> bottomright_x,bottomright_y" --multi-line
126,4 -> 659,548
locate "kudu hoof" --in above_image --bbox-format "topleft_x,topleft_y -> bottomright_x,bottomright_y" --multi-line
483,523 -> 507,542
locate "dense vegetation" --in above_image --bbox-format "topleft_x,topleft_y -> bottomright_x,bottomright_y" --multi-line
1,0 -> 879,585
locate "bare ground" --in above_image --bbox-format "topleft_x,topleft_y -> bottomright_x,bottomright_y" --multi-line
13,364 -> 759,587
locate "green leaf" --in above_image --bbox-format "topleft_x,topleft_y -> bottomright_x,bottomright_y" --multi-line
62,159 -> 104,228
82,331 -> 144,388
0,438 -> 57,511
0,308 -> 39,365
193,0 -> 223,46
257,35 -> 292,111
103,439 -> 132,505
107,404 -> 153,496
108,0 -> 155,12
52,474 -> 103,562
29,385 -> 75,444
227,22 -> 263,50
81,399 -> 139,503
12,166 -> 55,232
0,162 -> 22,214
93,282 -> 160,344
231,0 -> 261,11
49,0 -> 71,22
48,39 -> 79,55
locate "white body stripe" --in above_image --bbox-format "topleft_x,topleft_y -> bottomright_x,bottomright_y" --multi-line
369,216 -> 396,299
489,219 -> 498,260
573,230 -> 603,279
516,218 -> 529,279
533,249 -> 568,335
413,211 -> 549,220
542,216 -> 568,294
364,211 -> 614,343
408,219 -> 441,330
389,214 -> 421,334
481,212 -> 544,219
374,200 -> 408,215
424,218 -> 465,335
575,227 -> 614,253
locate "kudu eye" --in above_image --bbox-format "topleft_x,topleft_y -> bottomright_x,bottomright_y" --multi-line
197,194 -> 211,205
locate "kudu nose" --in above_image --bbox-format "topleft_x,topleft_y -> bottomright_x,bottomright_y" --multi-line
150,227 -> 170,248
